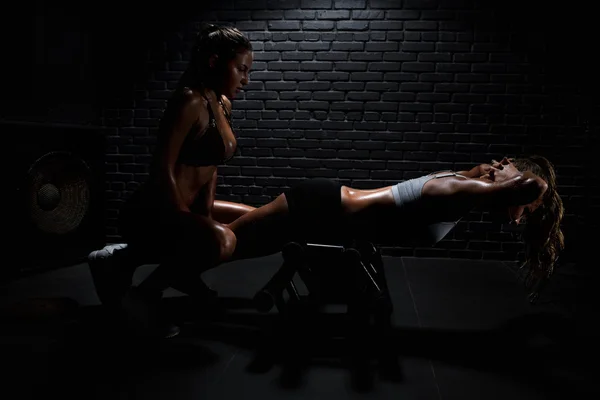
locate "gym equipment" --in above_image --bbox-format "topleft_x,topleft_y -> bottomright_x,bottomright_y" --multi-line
88,239 -> 400,377
250,241 -> 397,378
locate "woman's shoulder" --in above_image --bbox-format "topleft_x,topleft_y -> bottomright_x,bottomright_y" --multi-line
166,86 -> 208,116
177,86 -> 207,104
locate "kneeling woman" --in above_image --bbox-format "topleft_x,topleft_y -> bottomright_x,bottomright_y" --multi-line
228,155 -> 564,286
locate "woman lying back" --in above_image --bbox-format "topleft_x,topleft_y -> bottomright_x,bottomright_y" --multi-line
227,155 -> 565,287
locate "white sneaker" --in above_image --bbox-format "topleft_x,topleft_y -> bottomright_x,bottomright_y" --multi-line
88,243 -> 136,308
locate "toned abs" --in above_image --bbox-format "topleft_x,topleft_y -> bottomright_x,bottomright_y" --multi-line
149,88 -> 236,213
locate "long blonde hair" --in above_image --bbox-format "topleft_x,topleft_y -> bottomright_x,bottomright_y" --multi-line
512,155 -> 565,291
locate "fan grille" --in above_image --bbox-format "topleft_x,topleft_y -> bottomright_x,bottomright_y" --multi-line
26,151 -> 91,235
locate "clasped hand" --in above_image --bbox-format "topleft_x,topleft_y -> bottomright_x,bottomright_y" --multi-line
480,157 -> 521,183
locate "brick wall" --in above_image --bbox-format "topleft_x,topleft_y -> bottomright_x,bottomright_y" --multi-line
7,0 -> 597,266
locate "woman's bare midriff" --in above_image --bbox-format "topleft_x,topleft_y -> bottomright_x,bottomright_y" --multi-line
341,175 -> 475,221
340,185 -> 395,215
145,160 -> 216,211
172,164 -> 217,209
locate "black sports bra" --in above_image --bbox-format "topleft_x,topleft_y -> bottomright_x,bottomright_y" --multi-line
177,97 -> 235,167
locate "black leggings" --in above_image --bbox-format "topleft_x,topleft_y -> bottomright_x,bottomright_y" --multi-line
118,185 -> 220,264
283,178 -> 348,243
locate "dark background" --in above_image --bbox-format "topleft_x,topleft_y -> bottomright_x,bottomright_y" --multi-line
1,0 -> 597,271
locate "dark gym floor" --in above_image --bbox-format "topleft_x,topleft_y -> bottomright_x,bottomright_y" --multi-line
0,253 -> 595,400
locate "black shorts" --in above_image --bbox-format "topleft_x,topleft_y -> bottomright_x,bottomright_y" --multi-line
117,184 -> 218,260
283,178 -> 346,244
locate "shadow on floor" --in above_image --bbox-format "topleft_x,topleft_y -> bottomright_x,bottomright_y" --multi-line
0,295 -> 593,398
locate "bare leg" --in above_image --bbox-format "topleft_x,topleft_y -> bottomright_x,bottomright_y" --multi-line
226,194 -> 292,261
225,186 -> 393,261
225,183 -> 409,262
212,200 -> 257,224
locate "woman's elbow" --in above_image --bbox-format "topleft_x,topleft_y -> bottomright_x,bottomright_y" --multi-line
520,174 -> 548,205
